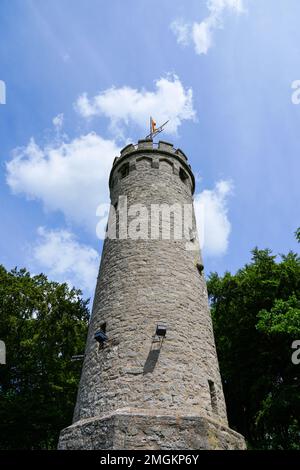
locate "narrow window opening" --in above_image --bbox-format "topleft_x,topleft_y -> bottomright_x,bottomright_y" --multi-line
179,167 -> 188,184
100,322 -> 106,334
189,228 -> 196,242
196,262 -> 204,275
208,380 -> 218,414
119,163 -> 129,179
113,202 -> 119,238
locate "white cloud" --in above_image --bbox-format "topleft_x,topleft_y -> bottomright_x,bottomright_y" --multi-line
208,0 -> 244,15
75,75 -> 196,136
171,0 -> 245,55
32,227 -> 99,295
192,20 -> 214,55
170,20 -> 191,46
194,180 -> 233,256
52,113 -> 64,130
6,132 -> 119,230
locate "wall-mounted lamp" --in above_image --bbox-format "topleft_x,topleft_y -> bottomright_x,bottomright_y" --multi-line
95,330 -> 108,343
156,324 -> 167,337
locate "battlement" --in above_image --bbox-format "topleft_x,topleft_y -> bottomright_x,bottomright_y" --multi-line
117,139 -> 188,162
110,139 -> 194,193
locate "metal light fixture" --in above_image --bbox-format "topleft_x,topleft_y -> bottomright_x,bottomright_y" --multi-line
156,324 -> 167,337
95,330 -> 108,343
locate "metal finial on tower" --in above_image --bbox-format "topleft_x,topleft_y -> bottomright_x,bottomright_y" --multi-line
146,116 -> 169,140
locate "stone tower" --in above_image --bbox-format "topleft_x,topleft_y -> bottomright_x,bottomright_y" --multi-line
58,139 -> 245,450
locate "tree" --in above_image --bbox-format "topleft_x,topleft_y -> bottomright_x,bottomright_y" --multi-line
0,266 -> 89,449
207,236 -> 300,449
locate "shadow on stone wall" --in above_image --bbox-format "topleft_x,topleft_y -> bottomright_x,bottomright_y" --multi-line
143,339 -> 164,375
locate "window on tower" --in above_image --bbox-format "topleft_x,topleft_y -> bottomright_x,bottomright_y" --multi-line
179,167 -> 188,184
208,380 -> 218,414
119,163 -> 129,179
196,262 -> 204,275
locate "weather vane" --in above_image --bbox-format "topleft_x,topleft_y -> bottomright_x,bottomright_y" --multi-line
146,116 -> 169,140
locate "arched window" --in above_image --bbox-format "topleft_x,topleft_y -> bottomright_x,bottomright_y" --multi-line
179,167 -> 188,184
119,163 -> 129,179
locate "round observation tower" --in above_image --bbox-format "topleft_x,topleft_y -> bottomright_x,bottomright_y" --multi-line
58,139 -> 246,450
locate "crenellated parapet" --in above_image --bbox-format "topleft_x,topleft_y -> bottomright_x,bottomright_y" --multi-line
109,139 -> 195,194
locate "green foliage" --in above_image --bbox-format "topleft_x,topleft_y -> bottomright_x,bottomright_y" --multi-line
0,266 -> 89,449
207,243 -> 300,449
257,295 -> 300,336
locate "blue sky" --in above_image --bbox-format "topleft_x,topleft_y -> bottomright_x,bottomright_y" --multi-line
0,0 -> 299,303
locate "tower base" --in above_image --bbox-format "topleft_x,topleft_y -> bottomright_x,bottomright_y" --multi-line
58,409 -> 246,450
